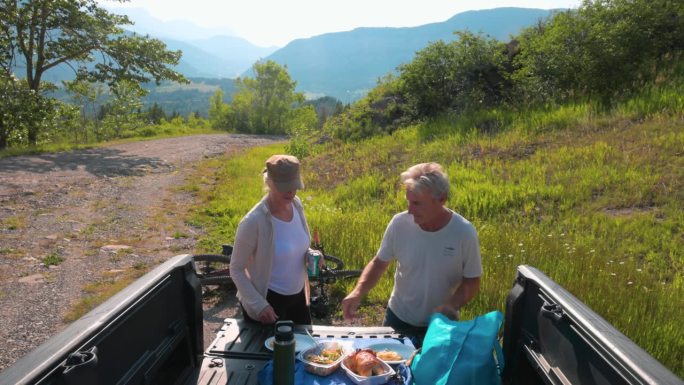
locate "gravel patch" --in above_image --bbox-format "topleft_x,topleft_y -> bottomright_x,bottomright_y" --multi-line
0,134 -> 283,372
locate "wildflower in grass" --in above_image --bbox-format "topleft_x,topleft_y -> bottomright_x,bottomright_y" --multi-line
637,269 -> 642,272
508,254 -> 513,258
518,243 -> 523,247
590,249 -> 595,253
547,233 -> 553,237
627,281 -> 633,285
610,273 -> 617,276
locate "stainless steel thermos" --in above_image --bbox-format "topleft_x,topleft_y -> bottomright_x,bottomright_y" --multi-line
273,320 -> 295,385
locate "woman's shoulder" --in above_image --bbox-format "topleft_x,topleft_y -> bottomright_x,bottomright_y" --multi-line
240,197 -> 270,223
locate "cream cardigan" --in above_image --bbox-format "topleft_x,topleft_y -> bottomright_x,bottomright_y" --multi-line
230,195 -> 311,321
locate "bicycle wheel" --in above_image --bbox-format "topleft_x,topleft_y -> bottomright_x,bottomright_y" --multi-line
318,269 -> 362,281
192,254 -> 235,288
322,254 -> 344,271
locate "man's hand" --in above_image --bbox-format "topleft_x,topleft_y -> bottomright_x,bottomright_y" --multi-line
434,303 -> 460,320
257,306 -> 278,324
435,277 -> 480,320
341,293 -> 362,320
341,256 -> 390,320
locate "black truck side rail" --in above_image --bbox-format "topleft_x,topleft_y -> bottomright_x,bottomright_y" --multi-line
1,257 -> 681,384
0,254 -> 204,385
502,265 -> 682,385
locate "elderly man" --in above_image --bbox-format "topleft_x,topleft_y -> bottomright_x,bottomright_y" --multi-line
341,162 -> 482,346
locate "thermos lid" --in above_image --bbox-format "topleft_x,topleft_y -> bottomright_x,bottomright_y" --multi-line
274,320 -> 294,342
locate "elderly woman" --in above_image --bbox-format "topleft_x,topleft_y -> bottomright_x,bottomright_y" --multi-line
230,154 -> 316,325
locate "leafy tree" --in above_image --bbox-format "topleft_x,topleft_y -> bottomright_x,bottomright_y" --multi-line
304,96 -> 345,127
399,31 -> 511,118
208,89 -> 231,129
232,60 -> 304,134
285,105 -> 318,158
63,79 -> 105,142
1,73 -> 80,149
513,0 -> 684,105
100,80 -> 145,139
0,0 -> 186,145
145,103 -> 166,124
323,74 -> 409,141
187,111 -> 205,128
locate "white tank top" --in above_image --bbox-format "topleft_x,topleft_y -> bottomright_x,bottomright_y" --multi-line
269,205 -> 309,295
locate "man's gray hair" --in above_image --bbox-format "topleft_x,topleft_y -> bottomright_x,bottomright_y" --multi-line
400,162 -> 449,199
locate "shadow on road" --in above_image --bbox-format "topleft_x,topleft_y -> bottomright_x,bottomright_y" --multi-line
0,147 -> 171,177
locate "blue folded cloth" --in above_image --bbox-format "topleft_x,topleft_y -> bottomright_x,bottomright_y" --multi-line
258,361 -> 350,385
257,360 -> 413,385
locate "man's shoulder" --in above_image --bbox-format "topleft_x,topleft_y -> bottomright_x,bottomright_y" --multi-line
389,211 -> 412,225
447,210 -> 478,235
392,210 -> 411,220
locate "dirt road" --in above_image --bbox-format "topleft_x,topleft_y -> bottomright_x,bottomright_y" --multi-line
0,134 -> 284,372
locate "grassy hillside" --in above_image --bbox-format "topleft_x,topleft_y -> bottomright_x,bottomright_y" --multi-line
188,101 -> 683,377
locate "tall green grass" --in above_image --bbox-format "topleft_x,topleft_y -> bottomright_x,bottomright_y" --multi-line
190,102 -> 683,377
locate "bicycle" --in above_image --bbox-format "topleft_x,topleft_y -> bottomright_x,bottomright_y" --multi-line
192,244 -> 235,288
191,245 -> 362,318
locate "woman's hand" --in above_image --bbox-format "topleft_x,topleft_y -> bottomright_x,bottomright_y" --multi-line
258,306 -> 278,324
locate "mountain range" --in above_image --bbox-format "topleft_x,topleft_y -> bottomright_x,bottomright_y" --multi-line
118,7 -> 559,102
39,7 -> 562,113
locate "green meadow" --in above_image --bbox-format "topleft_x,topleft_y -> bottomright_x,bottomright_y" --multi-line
189,95 -> 684,376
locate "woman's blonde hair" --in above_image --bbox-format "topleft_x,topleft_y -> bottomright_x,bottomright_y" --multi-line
400,162 -> 449,200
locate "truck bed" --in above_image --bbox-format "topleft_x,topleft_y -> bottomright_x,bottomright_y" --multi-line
0,254 -> 681,385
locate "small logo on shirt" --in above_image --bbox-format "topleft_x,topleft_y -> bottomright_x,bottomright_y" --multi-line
443,246 -> 457,257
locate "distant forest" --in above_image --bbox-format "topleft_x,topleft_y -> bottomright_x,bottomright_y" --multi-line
141,78 -> 237,118
48,77 -> 237,119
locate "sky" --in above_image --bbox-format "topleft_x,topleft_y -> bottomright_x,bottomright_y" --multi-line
102,0 -> 582,47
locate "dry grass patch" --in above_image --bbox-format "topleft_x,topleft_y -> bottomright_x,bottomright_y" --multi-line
63,263 -> 150,322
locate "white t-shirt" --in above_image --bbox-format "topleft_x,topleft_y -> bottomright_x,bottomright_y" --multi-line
377,210 -> 482,326
269,205 -> 310,295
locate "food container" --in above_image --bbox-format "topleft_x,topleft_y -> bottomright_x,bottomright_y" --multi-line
340,355 -> 395,385
297,341 -> 348,376
366,342 -> 416,365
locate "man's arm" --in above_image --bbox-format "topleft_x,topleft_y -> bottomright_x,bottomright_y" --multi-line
434,276 -> 481,319
341,256 -> 391,319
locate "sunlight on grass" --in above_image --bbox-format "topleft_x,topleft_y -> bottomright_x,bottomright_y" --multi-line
190,102 -> 683,377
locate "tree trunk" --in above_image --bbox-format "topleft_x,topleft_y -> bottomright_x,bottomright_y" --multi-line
28,127 -> 38,146
27,73 -> 42,146
0,120 -> 7,150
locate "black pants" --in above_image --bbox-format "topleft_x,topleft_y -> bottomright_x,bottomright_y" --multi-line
383,307 -> 428,348
241,288 -> 312,325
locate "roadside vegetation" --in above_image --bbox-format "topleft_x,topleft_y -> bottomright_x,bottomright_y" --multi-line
187,0 -> 683,377
189,91 -> 683,378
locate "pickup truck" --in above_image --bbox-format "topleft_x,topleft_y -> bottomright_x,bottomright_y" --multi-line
0,254 -> 681,385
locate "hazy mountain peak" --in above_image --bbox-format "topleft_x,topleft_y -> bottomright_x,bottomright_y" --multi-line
105,6 -> 237,41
